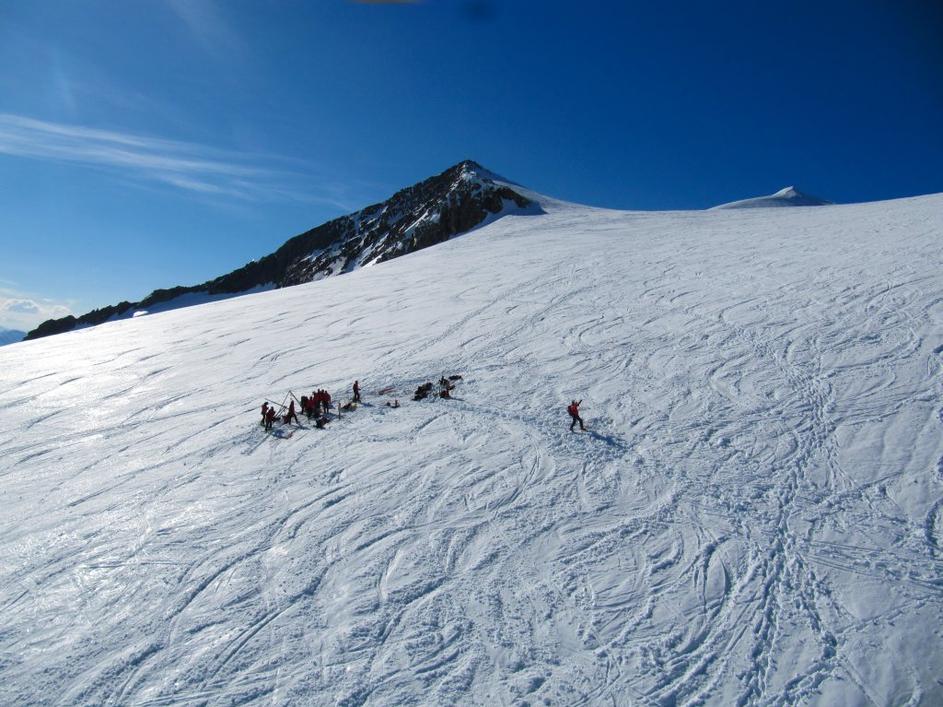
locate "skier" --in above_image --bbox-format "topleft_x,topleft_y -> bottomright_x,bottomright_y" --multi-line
283,399 -> 299,426
353,380 -> 361,403
567,400 -> 585,432
260,402 -> 269,426
265,406 -> 277,430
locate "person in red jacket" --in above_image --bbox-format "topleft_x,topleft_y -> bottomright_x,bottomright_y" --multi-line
265,406 -> 277,430
567,400 -> 585,431
322,389 -> 332,411
284,399 -> 299,425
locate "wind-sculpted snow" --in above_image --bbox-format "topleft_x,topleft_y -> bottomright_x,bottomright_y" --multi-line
2,193 -> 943,705
711,186 -> 831,210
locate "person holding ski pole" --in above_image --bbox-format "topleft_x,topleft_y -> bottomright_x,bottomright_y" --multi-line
567,400 -> 585,432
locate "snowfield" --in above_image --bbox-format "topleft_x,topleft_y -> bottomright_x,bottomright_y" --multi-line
2,189 -> 943,705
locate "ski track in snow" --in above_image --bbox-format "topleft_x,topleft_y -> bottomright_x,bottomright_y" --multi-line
2,195 -> 943,705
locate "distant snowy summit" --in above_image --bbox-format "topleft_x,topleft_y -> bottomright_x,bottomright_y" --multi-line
711,186 -> 831,210
25,160 -> 537,341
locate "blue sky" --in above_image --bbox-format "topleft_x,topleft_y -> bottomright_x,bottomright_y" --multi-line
1,0 -> 941,331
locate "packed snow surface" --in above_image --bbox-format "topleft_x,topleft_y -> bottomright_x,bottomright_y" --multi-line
116,285 -> 276,323
2,190 -> 943,705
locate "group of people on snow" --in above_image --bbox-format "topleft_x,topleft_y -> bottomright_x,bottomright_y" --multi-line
260,376 -> 587,433
260,387 -> 337,431
299,389 -> 332,420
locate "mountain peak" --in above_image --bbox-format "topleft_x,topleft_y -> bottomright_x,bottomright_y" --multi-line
448,159 -> 514,186
25,161 -> 538,340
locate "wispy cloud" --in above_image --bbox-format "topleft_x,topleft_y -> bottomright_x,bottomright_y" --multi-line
0,287 -> 73,332
0,113 -> 359,208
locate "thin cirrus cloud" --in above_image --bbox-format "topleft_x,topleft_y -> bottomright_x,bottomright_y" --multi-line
0,290 -> 73,331
0,113 -> 357,208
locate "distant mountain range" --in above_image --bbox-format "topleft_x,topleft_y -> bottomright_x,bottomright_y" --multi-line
0,328 -> 26,346
25,161 -> 537,341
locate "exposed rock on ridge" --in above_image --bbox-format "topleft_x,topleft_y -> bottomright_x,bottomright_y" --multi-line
26,161 -> 536,341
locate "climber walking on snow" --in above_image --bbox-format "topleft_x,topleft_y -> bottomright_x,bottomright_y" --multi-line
567,400 -> 585,432
352,380 -> 361,403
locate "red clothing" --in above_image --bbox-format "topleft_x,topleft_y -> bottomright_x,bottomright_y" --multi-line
567,402 -> 580,417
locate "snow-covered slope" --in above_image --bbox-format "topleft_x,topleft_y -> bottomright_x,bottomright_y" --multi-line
2,190 -> 943,705
712,186 -> 831,209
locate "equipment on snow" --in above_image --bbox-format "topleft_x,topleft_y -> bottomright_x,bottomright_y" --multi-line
413,382 -> 434,401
